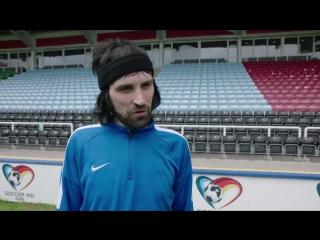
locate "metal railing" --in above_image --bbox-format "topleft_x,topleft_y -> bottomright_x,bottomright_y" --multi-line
159,124 -> 302,138
33,64 -> 85,70
304,127 -> 320,137
0,122 -> 74,133
0,123 -> 305,138
1,123 -> 317,161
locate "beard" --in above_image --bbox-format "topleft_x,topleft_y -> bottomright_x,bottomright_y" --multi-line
113,105 -> 152,130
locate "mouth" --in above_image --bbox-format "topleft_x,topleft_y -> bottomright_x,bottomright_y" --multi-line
133,110 -> 147,116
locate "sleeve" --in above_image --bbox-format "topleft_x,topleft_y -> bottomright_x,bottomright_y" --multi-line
56,134 -> 83,211
172,140 -> 194,211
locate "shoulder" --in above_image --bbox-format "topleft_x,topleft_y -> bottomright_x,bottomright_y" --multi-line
67,124 -> 107,149
71,124 -> 106,137
154,126 -> 188,146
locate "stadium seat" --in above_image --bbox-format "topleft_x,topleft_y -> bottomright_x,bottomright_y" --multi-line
253,135 -> 267,154
18,130 -> 29,144
238,135 -> 252,153
223,135 -> 237,153
298,137 -> 317,156
284,136 -> 299,155
183,133 -> 194,151
48,130 -> 60,145
208,134 -> 222,153
194,132 -> 207,152
8,130 -> 19,144
268,136 -> 283,154
38,130 -> 49,145
59,131 -> 71,146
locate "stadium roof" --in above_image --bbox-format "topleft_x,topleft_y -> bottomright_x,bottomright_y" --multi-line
0,30 -> 319,50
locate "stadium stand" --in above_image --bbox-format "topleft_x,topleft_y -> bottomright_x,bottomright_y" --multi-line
243,59 -> 320,112
0,67 -> 98,111
156,61 -> 272,112
1,56 -> 320,160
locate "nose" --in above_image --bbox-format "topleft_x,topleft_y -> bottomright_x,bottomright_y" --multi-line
132,89 -> 145,106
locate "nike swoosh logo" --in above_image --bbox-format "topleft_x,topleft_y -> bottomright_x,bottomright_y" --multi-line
91,163 -> 110,172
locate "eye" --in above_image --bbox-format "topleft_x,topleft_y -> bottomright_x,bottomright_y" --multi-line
142,83 -> 152,88
119,87 -> 132,92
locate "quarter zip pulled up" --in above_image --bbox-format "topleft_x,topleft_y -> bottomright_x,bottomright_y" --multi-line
128,130 -> 133,180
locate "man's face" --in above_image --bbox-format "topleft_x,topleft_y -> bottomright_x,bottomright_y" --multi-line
109,71 -> 154,129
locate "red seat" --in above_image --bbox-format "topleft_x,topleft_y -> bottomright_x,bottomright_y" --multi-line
289,99 -> 300,105
279,99 -> 292,104
308,105 -> 320,112
300,99 -> 312,105
311,99 -> 320,104
284,105 -> 296,112
310,89 -> 320,93
304,94 -> 316,100
295,105 -> 308,112
268,99 -> 279,104
295,94 -> 305,100
264,94 -> 275,99
284,94 -> 295,99
300,90 -> 309,94
273,104 -> 285,111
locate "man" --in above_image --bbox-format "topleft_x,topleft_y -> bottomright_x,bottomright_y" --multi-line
56,38 -> 194,211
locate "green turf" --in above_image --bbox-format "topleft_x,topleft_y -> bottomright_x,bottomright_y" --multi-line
0,199 -> 56,211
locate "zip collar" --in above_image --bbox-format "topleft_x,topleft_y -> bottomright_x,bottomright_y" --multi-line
103,118 -> 156,138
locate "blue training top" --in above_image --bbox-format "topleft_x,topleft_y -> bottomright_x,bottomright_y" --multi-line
56,119 -> 194,211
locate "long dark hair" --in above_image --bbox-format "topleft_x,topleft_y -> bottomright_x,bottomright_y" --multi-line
91,38 -> 161,125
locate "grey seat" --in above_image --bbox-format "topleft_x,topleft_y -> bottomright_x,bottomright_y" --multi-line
27,130 -> 39,145
48,130 -> 59,145
162,117 -> 174,125
176,111 -> 186,117
268,136 -> 283,154
278,111 -> 289,120
187,111 -> 197,117
59,131 -> 71,146
8,130 -> 19,144
154,116 -> 163,124
245,118 -> 257,126
194,133 -> 207,152
18,130 -> 29,144
231,110 -> 241,120
253,135 -> 267,154
284,136 -> 299,155
208,110 -> 219,117
38,130 -> 49,145
258,118 -> 270,126
173,117 -> 184,125
223,135 -> 237,153
166,110 -> 175,117
299,137 -> 316,156
253,111 -> 265,121
208,134 -> 222,153
265,111 -> 277,120
197,110 -> 207,117
183,133 -> 194,151
82,116 -> 92,125
237,135 -> 252,153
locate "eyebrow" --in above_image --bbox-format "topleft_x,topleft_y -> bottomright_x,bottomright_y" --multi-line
115,79 -> 153,90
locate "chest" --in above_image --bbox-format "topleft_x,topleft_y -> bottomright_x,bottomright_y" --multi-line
77,138 -> 179,199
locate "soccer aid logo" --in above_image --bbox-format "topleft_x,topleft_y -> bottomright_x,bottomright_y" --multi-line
196,176 -> 243,210
7,170 -> 21,187
2,164 -> 35,191
203,183 -> 223,203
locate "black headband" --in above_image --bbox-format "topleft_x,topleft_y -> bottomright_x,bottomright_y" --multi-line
96,54 -> 154,90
